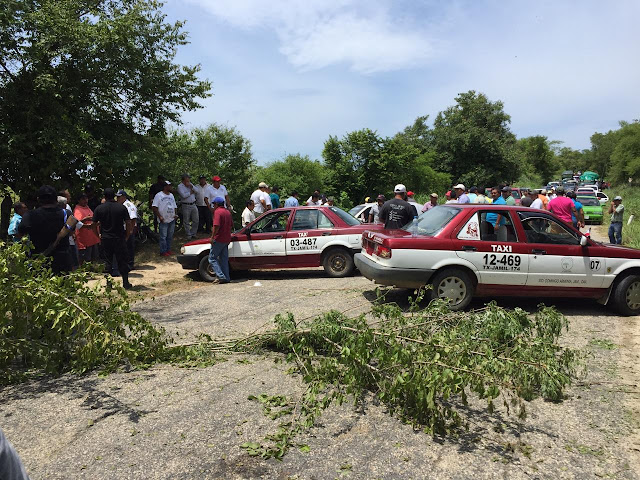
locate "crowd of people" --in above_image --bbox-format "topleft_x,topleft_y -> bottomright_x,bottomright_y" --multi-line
6,175 -> 627,286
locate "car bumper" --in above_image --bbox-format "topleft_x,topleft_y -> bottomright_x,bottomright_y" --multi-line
177,254 -> 200,270
354,253 -> 434,288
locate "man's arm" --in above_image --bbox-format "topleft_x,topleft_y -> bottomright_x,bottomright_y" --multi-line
125,218 -> 133,240
152,206 -> 164,223
225,194 -> 232,210
494,214 -> 503,229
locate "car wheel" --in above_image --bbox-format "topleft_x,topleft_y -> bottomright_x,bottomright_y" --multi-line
429,268 -> 474,311
323,248 -> 354,277
198,255 -> 218,282
612,274 -> 640,316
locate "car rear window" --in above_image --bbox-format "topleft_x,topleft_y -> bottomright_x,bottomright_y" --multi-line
401,206 -> 461,237
330,207 -> 361,226
577,196 -> 600,206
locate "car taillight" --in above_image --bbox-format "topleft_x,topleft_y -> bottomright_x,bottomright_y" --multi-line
374,244 -> 392,259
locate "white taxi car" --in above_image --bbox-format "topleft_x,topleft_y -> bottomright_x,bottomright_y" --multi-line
355,204 -> 640,315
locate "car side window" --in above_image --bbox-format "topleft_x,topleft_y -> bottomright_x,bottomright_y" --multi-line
291,209 -> 334,230
250,211 -> 290,233
519,215 -> 580,245
477,211 -> 518,242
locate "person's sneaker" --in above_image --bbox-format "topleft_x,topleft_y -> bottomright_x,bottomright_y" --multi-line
210,278 -> 221,284
167,251 -> 173,255
160,252 -> 170,257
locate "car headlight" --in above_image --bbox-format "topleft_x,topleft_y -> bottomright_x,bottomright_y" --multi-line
180,246 -> 185,254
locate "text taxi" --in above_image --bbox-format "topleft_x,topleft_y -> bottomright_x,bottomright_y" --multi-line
178,206 -> 383,281
355,204 -> 640,316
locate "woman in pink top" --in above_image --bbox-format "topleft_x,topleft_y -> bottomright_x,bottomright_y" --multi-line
73,193 -> 101,263
547,188 -> 577,225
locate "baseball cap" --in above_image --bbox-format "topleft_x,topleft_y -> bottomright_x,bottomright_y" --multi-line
376,194 -> 385,201
212,196 -> 225,204
470,186 -> 478,193
164,180 -> 171,185
614,195 -> 622,201
258,182 -> 268,188
501,186 -> 511,192
181,173 -> 191,179
116,189 -> 127,197
198,174 -> 206,179
212,175 -> 221,181
407,191 -> 414,196
394,184 -> 407,193
430,193 -> 439,198
453,183 -> 465,190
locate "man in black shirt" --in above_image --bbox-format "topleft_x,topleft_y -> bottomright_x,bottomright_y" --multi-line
18,185 -> 74,273
92,188 -> 133,289
378,184 -> 418,229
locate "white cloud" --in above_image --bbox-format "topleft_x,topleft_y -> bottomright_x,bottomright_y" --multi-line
184,0 -> 434,73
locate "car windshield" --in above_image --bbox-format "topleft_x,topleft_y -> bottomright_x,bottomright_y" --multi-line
330,206 -> 361,226
512,190 -> 521,199
401,205 -> 461,236
578,196 -> 600,206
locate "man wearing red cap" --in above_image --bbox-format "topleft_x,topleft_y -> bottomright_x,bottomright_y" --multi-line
406,190 -> 421,212
208,175 -> 232,212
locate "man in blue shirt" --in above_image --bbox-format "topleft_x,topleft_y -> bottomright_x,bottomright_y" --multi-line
8,202 -> 27,241
284,190 -> 299,207
269,186 -> 280,209
454,184 -> 470,204
567,191 -> 585,229
485,187 -> 507,230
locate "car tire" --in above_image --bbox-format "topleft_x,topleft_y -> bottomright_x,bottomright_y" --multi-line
612,274 -> 640,316
198,255 -> 218,282
323,248 -> 354,277
429,268 -> 474,311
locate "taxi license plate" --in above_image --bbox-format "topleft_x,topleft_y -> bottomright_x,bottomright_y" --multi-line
584,215 -> 590,219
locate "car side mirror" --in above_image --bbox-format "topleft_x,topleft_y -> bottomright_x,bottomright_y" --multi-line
580,235 -> 588,246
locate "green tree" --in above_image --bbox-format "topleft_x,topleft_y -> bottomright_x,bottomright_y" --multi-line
554,147 -> 587,176
157,124 -> 255,211
588,130 -> 618,180
394,115 -> 433,155
609,121 -> 640,184
516,136 -> 555,185
432,91 -> 519,187
0,0 -> 211,198
256,154 -> 326,199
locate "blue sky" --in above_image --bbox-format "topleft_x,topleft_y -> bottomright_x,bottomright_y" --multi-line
162,0 -> 640,165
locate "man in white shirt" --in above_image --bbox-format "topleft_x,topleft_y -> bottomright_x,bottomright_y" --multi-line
117,189 -> 138,270
176,174 -> 199,240
530,190 -> 544,209
152,181 -> 178,256
306,193 -> 322,206
242,200 -> 256,227
194,175 -> 212,233
208,175 -> 232,211
250,182 -> 271,214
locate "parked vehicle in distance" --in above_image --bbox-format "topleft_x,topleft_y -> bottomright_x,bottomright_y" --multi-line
596,191 -> 609,205
355,204 -> 640,315
577,196 -> 604,224
348,203 -> 376,223
576,187 -> 597,196
178,206 -> 383,280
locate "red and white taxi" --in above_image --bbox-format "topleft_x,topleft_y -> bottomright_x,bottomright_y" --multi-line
178,206 -> 382,280
355,205 -> 640,315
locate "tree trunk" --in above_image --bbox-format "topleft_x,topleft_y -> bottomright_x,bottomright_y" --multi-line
0,196 -> 11,240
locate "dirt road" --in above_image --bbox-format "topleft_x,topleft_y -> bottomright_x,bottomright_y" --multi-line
1,227 -> 639,479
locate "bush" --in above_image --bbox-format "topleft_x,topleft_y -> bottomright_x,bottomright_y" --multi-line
0,241 -> 172,384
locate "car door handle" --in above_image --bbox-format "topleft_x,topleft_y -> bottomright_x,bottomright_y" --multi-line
532,249 -> 546,255
462,246 -> 477,252
273,235 -> 284,239
322,232 -> 332,236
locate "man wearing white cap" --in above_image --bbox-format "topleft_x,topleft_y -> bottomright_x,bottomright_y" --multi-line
378,184 -> 418,229
454,184 -> 470,204
250,182 -> 271,214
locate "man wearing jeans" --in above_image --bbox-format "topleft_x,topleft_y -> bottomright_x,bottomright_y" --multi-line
209,196 -> 232,284
608,195 -> 624,244
152,181 -> 178,256
177,174 -> 199,240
